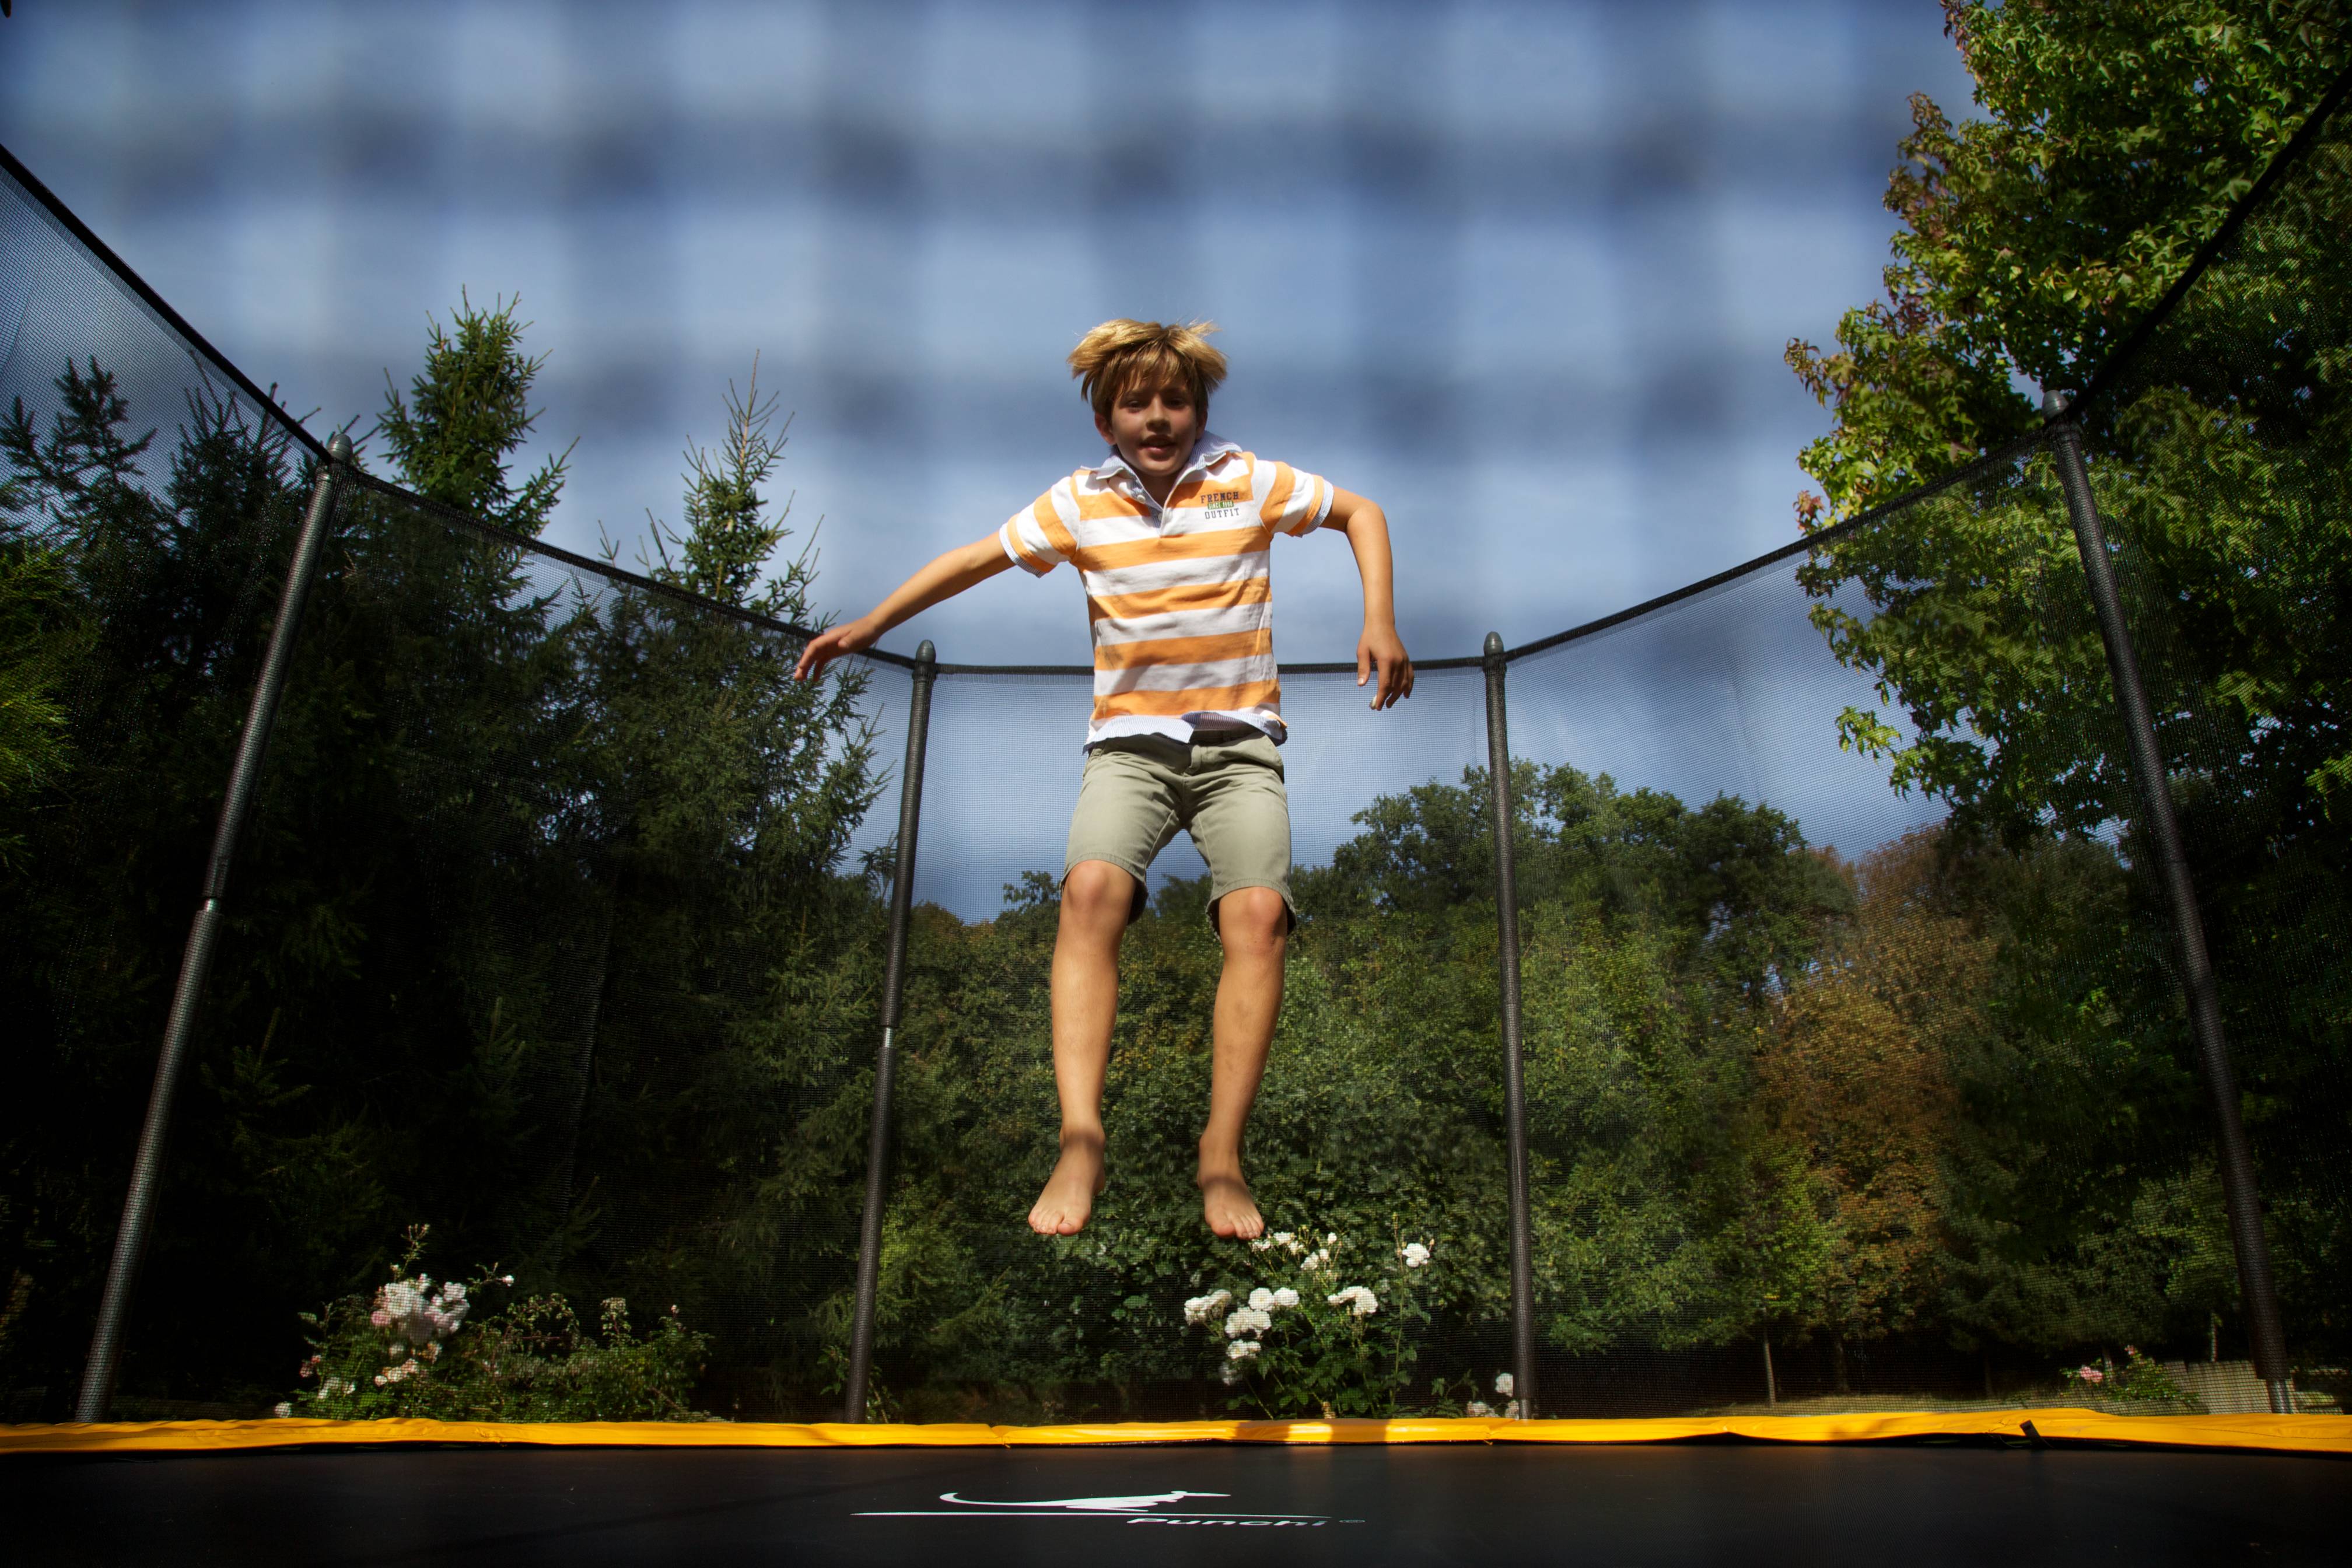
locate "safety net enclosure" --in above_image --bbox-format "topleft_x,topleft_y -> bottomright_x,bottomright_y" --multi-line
1,76 -> 2347,1439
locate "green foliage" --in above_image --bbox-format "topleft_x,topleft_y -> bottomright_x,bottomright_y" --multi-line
0,303 -> 881,1420
1790,4 -> 2351,838
1784,0 -> 2352,1368
0,367 -> 105,853
0,541 -> 75,853
1787,0 -> 2346,515
295,1226 -> 710,1422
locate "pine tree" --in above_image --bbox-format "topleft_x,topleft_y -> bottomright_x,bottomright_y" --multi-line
374,292 -> 571,534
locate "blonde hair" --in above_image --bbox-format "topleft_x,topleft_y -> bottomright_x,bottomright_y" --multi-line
1068,318 -> 1227,425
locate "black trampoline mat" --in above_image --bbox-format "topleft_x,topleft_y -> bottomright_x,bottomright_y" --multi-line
8,1442 -> 2346,1566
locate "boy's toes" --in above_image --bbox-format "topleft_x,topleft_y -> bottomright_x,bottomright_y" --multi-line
1027,1184 -> 1093,1234
1027,1198 -> 1085,1236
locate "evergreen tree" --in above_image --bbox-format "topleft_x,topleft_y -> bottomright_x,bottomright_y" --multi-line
374,292 -> 570,534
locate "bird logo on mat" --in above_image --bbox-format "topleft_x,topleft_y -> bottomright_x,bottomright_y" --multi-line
856,1490 -> 1360,1527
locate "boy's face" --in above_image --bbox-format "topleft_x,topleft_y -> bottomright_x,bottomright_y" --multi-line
1095,376 -> 1200,490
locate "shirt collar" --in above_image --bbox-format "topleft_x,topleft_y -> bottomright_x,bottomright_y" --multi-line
1087,431 -> 1241,492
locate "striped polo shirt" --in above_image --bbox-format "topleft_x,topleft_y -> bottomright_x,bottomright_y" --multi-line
998,433 -> 1334,747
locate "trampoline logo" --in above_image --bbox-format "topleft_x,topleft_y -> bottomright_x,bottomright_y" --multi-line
858,1489 -> 1360,1527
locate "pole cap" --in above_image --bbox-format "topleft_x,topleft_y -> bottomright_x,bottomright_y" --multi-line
915,639 -> 936,666
327,431 -> 353,461
2041,389 -> 2070,418
1484,631 -> 1505,660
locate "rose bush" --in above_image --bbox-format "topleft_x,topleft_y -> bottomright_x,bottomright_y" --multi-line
290,1226 -> 712,1422
1182,1224 -> 1439,1418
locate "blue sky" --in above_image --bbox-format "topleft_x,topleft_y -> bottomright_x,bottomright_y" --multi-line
1,1 -> 1974,914
0,0 -> 1976,667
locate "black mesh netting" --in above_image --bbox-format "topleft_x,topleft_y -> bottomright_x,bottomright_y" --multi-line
2,100 -> 2346,1424
2057,112 -> 2352,1406
3,157 -> 319,1421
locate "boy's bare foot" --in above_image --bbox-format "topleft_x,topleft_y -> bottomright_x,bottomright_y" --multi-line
1198,1163 -> 1264,1240
1029,1135 -> 1107,1236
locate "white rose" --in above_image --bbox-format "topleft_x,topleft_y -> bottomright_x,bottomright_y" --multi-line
1248,1288 -> 1276,1311
1465,1400 -> 1493,1418
1184,1289 -> 1233,1326
1227,1339 -> 1261,1362
1272,1288 -> 1300,1310
1494,1372 -> 1514,1396
1402,1242 -> 1432,1269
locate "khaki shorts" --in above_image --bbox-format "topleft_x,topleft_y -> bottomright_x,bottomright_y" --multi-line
1065,730 -> 1296,929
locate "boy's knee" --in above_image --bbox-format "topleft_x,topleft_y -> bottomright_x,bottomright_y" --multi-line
1061,860 -> 1138,929
1215,886 -> 1289,954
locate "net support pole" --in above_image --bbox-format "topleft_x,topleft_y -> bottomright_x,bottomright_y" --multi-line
1482,632 -> 1539,1419
2046,400 -> 2292,1412
76,433 -> 351,1423
844,639 -> 936,1422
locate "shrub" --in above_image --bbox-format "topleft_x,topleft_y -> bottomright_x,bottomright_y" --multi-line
2059,1346 -> 2202,1411
288,1226 -> 711,1422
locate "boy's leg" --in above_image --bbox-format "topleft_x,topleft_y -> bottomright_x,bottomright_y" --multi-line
1186,733 -> 1295,1241
1031,739 -> 1178,1236
1199,885 -> 1285,1240
1028,859 -> 1133,1236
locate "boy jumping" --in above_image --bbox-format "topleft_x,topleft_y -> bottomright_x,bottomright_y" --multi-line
794,320 -> 1410,1240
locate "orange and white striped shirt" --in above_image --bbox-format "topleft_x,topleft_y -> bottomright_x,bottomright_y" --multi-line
998,433 -> 1334,747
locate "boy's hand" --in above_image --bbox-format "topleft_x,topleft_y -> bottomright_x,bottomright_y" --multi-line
794,616 -> 879,682
1357,624 -> 1414,710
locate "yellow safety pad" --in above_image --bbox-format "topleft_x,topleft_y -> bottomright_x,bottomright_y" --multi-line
1,1409 -> 2344,1458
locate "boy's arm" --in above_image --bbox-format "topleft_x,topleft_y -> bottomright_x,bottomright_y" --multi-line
793,533 -> 1015,681
1325,487 -> 1414,710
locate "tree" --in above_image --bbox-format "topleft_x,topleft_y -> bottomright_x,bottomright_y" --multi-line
1784,1 -> 2352,1360
1305,762 -> 1850,995
552,366 -> 883,1413
1,361 -> 314,1414
0,536 -> 75,866
1787,0 -> 2346,517
374,293 -> 570,535
1759,837 -> 1975,1389
0,308 -> 887,1419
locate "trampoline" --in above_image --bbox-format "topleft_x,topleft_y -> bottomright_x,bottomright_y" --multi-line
7,49 -> 2352,1568
6,1416 -> 2349,1566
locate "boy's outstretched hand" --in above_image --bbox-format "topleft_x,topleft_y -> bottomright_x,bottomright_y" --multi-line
792,535 -> 1014,683
1358,624 -> 1414,710
793,615 -> 880,683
